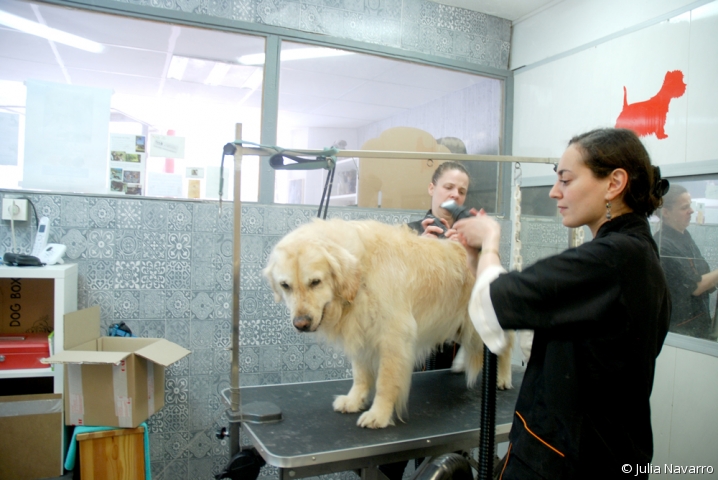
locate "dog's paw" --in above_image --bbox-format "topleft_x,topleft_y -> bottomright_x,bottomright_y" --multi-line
333,395 -> 365,413
450,347 -> 466,373
356,409 -> 395,429
497,376 -> 513,390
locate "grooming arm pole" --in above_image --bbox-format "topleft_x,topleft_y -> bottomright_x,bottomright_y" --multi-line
230,123 -> 243,457
478,348 -> 498,480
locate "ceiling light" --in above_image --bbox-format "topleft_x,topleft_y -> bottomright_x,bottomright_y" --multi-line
238,47 -> 354,65
0,10 -> 104,53
167,56 -> 189,81
204,62 -> 231,86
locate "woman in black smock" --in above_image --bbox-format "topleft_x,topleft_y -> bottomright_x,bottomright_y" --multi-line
653,184 -> 718,339
455,128 -> 671,480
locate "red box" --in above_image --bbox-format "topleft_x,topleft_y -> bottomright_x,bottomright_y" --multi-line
0,333 -> 50,369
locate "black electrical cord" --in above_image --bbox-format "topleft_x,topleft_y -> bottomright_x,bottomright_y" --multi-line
477,348 -> 498,480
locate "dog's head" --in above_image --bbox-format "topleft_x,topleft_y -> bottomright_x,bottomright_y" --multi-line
663,70 -> 687,97
263,239 -> 360,333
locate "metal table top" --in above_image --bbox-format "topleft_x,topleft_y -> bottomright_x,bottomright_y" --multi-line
241,366 -> 524,471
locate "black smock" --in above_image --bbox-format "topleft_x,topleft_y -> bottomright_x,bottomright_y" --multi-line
653,224 -> 715,339
490,213 -> 670,479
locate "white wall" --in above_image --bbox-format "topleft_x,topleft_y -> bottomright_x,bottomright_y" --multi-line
511,0 -> 718,179
650,344 -> 718,477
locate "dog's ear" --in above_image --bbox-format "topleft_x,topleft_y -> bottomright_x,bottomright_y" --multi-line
323,243 -> 361,303
262,255 -> 283,303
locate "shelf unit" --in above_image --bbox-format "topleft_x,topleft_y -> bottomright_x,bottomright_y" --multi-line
0,264 -> 78,393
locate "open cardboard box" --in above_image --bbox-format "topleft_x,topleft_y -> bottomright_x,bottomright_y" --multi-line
42,306 -> 191,427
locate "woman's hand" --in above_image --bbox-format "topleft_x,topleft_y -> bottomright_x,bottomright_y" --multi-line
454,209 -> 501,250
420,217 -> 449,239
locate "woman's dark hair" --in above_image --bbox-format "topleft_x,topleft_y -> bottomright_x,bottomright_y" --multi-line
568,128 -> 669,217
431,161 -> 471,187
661,184 -> 687,211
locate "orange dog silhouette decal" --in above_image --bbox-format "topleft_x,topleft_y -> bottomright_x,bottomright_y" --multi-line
615,70 -> 686,139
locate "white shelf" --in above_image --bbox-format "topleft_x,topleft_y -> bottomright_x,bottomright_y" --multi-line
0,367 -> 54,378
0,263 -> 78,393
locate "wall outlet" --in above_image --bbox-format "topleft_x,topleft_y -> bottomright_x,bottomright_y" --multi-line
2,198 -> 29,221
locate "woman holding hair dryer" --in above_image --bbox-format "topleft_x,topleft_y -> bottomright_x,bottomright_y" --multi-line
455,128 -> 671,479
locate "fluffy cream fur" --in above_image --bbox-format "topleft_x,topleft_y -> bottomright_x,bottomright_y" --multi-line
263,218 -> 513,429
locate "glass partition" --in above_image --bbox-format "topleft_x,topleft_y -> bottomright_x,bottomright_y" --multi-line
654,175 -> 718,342
0,0 -> 264,201
274,40 -> 504,214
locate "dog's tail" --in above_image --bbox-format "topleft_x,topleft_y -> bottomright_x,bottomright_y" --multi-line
623,86 -> 628,108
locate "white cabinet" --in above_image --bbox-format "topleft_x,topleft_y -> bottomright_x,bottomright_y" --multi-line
0,264 -> 78,393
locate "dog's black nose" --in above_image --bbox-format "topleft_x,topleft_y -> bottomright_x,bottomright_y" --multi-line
293,315 -> 312,331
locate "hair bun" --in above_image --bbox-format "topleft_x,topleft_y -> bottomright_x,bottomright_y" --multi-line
652,166 -> 670,198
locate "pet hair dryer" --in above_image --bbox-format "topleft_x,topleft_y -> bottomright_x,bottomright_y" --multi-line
440,200 -> 473,222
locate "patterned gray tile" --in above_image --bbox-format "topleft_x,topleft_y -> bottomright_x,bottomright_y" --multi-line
191,320 -> 215,349
281,344 -> 306,370
214,348 -> 232,374
165,318 -> 190,348
140,290 -> 166,318
162,403 -> 190,432
82,260 -> 115,290
213,292 -> 232,319
167,291 -> 192,318
114,290 -> 140,319
115,260 -> 141,289
61,196 -> 89,227
165,377 -> 190,405
141,231 -> 167,259
214,319 -> 232,349
190,349 -> 214,375
166,260 -> 192,289
191,292 -> 215,320
61,228 -> 88,259
192,262 -> 219,291
168,202 -> 193,231
31,195 -> 61,226
142,201 -> 168,230
89,198 -> 116,228
140,260 -> 167,289
303,343 -> 325,370
168,232 -> 192,260
168,354 -> 191,377
115,199 -> 142,229
241,206 -> 264,234
193,204 -> 218,232
115,230 -> 143,260
86,229 -> 115,258
192,232 -> 215,262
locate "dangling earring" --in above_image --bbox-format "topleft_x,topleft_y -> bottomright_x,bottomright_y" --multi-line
606,202 -> 612,220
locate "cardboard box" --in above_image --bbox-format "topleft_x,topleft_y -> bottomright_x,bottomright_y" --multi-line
42,306 -> 191,428
0,393 -> 64,479
358,126 -> 452,209
0,277 -> 55,334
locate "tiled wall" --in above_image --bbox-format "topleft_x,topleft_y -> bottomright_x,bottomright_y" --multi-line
73,0 -> 512,70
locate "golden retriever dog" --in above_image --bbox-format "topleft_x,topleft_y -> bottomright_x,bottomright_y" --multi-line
263,218 -> 513,429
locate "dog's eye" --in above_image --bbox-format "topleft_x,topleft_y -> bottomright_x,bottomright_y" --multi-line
310,279 -> 321,287
280,282 -> 290,290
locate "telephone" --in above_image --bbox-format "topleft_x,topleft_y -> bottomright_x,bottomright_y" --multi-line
31,217 -> 50,257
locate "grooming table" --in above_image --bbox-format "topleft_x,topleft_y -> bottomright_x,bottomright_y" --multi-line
241,365 -> 524,480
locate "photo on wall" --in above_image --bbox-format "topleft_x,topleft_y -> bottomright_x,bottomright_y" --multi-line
110,168 -> 122,181
110,180 -> 124,192
125,185 -> 142,195
123,170 -> 141,183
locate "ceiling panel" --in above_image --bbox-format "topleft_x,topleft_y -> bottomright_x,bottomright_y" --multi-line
373,62 -> 491,92
173,27 -> 266,62
0,57 -> 66,84
56,44 -> 167,78
311,99 -> 407,121
0,28 -> 57,62
279,46 -> 400,79
341,81 -> 447,108
66,69 -> 162,97
279,68 -> 367,98
37,3 -> 174,52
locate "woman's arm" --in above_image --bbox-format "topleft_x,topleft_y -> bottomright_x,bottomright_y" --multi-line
694,269 -> 718,296
454,212 -> 502,277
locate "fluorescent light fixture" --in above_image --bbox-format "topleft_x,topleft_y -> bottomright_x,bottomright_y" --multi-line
0,10 -> 104,53
204,62 -> 231,86
238,47 -> 354,65
167,56 -> 189,81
